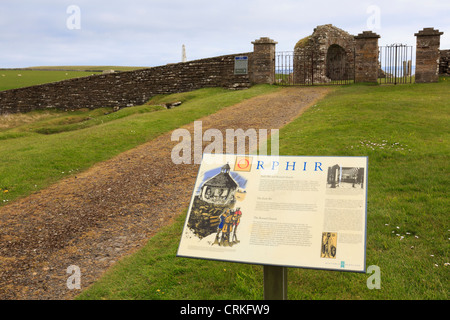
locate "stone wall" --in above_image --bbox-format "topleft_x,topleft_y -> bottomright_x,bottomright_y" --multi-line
439,50 -> 450,75
354,31 -> 380,83
415,28 -> 444,83
0,52 -> 254,114
250,37 -> 277,84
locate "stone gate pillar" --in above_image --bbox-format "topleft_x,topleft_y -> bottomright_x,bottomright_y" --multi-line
250,37 -> 277,84
415,28 -> 444,83
354,31 -> 380,83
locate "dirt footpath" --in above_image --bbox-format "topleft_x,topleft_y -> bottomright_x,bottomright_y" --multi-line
0,86 -> 330,300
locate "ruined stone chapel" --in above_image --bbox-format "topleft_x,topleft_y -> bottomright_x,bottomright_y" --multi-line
293,24 -> 356,83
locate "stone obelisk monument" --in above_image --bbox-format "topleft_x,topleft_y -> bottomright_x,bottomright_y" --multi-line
182,44 -> 187,62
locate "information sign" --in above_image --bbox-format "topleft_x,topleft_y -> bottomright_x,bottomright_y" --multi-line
234,56 -> 248,75
177,154 -> 368,273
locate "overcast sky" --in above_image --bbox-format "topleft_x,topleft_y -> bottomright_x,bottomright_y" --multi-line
1,0 -> 449,68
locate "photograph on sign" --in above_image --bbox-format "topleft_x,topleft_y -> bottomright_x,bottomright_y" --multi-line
177,154 -> 368,273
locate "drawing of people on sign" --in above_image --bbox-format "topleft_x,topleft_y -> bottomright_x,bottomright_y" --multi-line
321,232 -> 337,259
186,163 -> 247,246
212,207 -> 243,247
231,207 -> 242,244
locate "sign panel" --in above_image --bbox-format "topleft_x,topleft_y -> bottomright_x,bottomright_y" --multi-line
234,56 -> 248,75
177,154 -> 368,273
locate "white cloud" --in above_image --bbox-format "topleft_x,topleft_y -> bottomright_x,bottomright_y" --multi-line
0,0 -> 448,68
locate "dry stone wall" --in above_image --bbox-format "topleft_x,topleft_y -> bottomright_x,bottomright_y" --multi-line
0,53 -> 253,114
440,50 -> 450,75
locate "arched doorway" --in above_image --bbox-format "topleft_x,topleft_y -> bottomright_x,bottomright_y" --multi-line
326,44 -> 347,80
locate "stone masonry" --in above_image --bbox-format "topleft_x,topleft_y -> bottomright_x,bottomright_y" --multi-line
0,36 -> 279,115
439,49 -> 449,75
293,24 -> 355,84
0,53 -> 253,114
354,31 -> 380,83
415,28 -> 444,83
249,37 -> 277,85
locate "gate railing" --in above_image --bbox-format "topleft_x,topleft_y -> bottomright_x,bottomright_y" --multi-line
275,51 -> 296,85
276,44 -> 415,86
379,44 -> 414,84
275,51 -> 355,86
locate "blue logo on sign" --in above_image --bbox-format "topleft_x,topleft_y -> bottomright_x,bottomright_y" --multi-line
341,261 -> 345,268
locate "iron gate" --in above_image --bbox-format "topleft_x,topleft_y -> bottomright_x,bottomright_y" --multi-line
378,44 -> 414,84
275,50 -> 355,86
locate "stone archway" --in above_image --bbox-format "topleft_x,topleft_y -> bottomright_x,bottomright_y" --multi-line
292,24 -> 356,84
326,44 -> 347,80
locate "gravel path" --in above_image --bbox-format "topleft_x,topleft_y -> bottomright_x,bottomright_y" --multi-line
0,86 -> 330,300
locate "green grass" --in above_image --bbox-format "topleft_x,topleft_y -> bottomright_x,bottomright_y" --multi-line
76,79 -> 449,300
0,66 -> 151,91
0,69 -> 102,91
0,85 -> 280,205
275,79 -> 449,299
0,105 -> 164,136
26,66 -> 147,72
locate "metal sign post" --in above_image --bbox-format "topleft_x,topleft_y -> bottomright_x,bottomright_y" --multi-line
264,265 -> 288,300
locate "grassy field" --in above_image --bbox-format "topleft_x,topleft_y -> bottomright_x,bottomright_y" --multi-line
26,66 -> 147,72
0,69 -> 104,91
0,67 -> 148,91
0,76 -> 448,300
0,85 -> 280,205
73,79 -> 449,300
